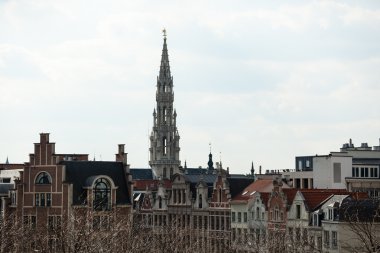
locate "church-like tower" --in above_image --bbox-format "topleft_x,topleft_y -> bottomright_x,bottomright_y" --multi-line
149,33 -> 181,179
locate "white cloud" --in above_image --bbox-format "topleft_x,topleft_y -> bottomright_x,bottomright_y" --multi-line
0,0 -> 379,172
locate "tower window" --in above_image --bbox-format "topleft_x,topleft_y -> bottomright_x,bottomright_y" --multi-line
199,194 -> 203,208
163,168 -> 167,178
163,137 -> 167,156
163,107 -> 167,123
170,167 -> 173,178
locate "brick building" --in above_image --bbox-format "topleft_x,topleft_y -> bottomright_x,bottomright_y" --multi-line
2,133 -> 132,251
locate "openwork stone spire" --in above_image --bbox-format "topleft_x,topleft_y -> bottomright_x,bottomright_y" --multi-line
149,32 -> 181,179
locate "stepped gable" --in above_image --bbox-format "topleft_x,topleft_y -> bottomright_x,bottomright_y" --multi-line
62,161 -> 130,205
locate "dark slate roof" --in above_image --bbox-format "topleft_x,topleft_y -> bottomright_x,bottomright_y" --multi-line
0,183 -> 14,195
184,168 -> 213,175
184,174 -> 217,199
352,158 -> 380,165
61,161 -> 130,205
227,177 -> 255,198
130,168 -> 153,180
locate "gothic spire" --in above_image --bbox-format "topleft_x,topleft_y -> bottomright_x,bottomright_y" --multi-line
159,30 -> 171,81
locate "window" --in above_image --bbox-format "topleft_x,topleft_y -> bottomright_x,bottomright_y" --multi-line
352,167 -> 359,177
163,168 -> 167,178
48,216 -> 62,231
35,172 -> 52,184
306,160 -> 310,168
328,209 -> 333,220
93,178 -> 111,211
170,167 -> 174,178
232,212 -> 236,222
313,213 -> 319,226
163,137 -> 167,156
244,212 -> 248,222
296,204 -> 301,219
10,190 -> 17,206
93,215 -> 111,230
1,177 -> 11,183
35,193 -> 51,207
288,227 -> 293,241
23,215 -> 36,230
238,212 -> 242,223
298,160 -> 303,170
256,207 -> 260,220
158,196 -> 162,209
324,231 -> 330,248
295,228 -> 301,241
274,205 -> 280,221
332,231 -> 337,248
198,194 -> 202,209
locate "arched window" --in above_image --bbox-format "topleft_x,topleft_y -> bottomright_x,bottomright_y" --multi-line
170,167 -> 174,178
93,178 -> 111,211
163,107 -> 167,123
35,172 -> 52,184
163,137 -> 167,156
218,188 -> 223,202
256,207 -> 260,220
158,196 -> 162,209
163,168 -> 167,178
199,194 -> 203,209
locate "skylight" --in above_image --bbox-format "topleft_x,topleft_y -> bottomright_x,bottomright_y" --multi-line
242,191 -> 248,195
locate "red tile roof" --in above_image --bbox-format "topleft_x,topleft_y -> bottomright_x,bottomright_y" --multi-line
299,189 -> 350,211
260,192 -> 270,208
282,188 -> 298,205
133,179 -> 172,191
231,179 -> 290,202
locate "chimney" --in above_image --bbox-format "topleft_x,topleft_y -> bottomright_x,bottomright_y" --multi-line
40,133 -> 49,144
118,144 -> 125,154
259,165 -> 262,174
115,144 -> 128,166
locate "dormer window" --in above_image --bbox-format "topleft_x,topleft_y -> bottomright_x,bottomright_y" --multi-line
313,213 -> 319,226
93,178 -> 111,211
35,172 -> 52,184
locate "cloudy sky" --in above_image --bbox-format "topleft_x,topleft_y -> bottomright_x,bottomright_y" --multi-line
1,0 -> 379,173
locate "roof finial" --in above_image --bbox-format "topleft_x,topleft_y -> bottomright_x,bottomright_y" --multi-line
162,28 -> 167,39
5,156 -> 9,164
209,142 -> 212,153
